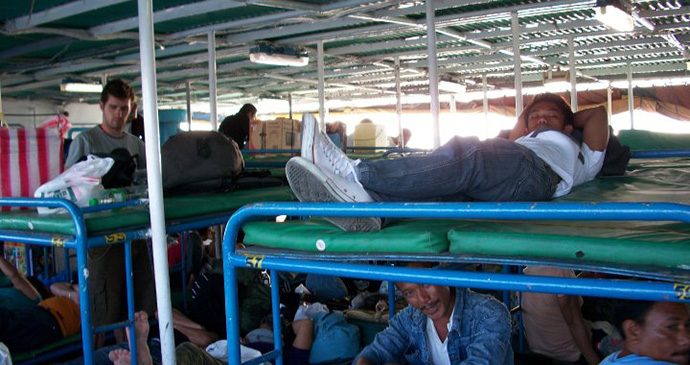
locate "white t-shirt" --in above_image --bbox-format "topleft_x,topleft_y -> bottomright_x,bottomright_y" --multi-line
515,129 -> 605,197
425,304 -> 456,365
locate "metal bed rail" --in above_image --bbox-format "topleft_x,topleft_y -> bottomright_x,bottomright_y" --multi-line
221,201 -> 690,365
0,197 -> 238,364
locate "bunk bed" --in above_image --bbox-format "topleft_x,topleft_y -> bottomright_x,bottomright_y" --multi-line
220,147 -> 690,364
0,186 -> 295,364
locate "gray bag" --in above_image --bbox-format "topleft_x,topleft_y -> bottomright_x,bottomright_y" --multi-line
162,131 -> 244,195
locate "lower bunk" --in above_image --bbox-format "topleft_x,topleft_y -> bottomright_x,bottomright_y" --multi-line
219,158 -> 690,364
0,186 -> 295,364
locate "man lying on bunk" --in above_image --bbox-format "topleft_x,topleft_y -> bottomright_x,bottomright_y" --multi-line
600,300 -> 689,364
354,262 -> 513,365
0,255 -> 81,354
286,92 -> 609,231
64,78 -> 156,346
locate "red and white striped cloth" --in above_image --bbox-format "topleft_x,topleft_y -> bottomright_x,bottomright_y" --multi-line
1,125 -> 65,209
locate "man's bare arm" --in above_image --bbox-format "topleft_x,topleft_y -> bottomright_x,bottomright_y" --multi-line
559,295 -> 601,365
509,109 -> 529,141
0,256 -> 40,301
572,106 -> 608,151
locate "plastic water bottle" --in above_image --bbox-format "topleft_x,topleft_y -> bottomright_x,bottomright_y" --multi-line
88,186 -> 148,206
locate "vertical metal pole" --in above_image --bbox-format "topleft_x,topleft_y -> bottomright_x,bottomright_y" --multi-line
77,236 -> 94,363
482,74 -> 489,139
388,280 -> 396,321
136,0 -> 176,363
568,36 -> 578,111
317,40 -> 326,130
607,81 -> 613,126
270,270 -> 284,365
511,12 -> 523,117
288,93 -> 293,121
627,62 -> 634,130
425,0 -> 441,148
395,56 -> 404,148
225,265 -> 240,364
208,31 -> 218,130
186,81 -> 192,131
124,241 -> 138,365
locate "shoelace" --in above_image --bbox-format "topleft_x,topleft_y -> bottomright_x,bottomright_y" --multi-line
321,138 -> 352,176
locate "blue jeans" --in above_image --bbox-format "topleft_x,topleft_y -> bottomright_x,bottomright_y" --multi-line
357,136 -> 556,202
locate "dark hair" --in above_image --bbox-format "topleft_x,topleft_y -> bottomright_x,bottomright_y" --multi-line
238,104 -> 257,116
524,93 -> 574,126
100,79 -> 135,104
613,300 -> 657,339
27,276 -> 53,300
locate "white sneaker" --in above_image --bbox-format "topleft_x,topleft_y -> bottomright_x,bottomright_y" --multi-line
286,157 -> 382,232
300,113 -> 319,162
300,113 -> 356,180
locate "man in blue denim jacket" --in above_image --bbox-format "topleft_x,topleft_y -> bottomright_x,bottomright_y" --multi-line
354,269 -> 513,364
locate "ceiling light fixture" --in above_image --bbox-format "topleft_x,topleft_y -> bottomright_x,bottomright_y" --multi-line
438,79 -> 467,94
59,81 -> 103,93
594,0 -> 635,32
249,44 -> 308,67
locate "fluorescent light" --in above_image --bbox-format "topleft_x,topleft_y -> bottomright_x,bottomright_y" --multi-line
438,80 -> 466,94
250,52 -> 308,67
595,5 -> 634,32
60,82 -> 103,93
249,44 -> 308,67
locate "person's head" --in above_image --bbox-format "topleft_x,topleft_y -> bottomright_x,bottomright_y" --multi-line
99,79 -> 135,136
360,118 -> 373,124
615,300 -> 690,364
523,93 -> 574,133
395,262 -> 456,324
238,104 -> 257,120
402,128 -> 412,144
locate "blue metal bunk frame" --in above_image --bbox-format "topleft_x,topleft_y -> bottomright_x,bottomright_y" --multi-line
0,198 -> 240,365
221,201 -> 690,365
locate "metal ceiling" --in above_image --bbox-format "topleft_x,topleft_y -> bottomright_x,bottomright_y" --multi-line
1,0 -> 689,107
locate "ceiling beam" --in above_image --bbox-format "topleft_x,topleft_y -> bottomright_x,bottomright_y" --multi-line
90,0 -> 245,36
171,10 -> 310,40
3,0 -> 130,32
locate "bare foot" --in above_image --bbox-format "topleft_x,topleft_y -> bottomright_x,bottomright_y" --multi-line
108,348 -> 132,365
125,311 -> 153,365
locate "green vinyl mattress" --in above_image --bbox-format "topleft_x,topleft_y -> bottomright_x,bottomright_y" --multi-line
0,186 -> 295,236
242,158 -> 690,268
243,218 -> 454,253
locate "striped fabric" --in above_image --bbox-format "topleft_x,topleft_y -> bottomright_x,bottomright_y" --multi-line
1,126 -> 64,209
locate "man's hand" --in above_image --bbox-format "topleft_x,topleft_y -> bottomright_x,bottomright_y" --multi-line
573,106 -> 609,151
509,108 -> 530,141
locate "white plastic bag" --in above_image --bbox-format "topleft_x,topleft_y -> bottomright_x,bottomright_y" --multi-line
34,155 -> 114,214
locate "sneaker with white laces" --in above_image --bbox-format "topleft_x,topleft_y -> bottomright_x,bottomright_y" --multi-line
286,157 -> 382,232
300,112 -> 356,180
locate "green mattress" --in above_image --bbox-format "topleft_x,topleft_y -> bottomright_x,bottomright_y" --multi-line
447,220 -> 690,269
241,158 -> 690,268
0,186 -> 295,236
618,130 -> 690,151
243,218 -> 454,253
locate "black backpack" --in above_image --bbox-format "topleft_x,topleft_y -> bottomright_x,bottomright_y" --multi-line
79,148 -> 138,188
162,131 -> 244,195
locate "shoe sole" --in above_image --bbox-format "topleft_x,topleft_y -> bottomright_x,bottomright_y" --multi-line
286,158 -> 381,232
301,114 -> 316,163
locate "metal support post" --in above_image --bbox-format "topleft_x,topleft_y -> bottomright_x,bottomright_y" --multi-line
425,0 -> 441,148
482,74 -> 489,139
208,31 -> 218,130
395,56 -> 403,148
627,62 -> 634,130
186,81 -> 192,131
317,40 -> 326,130
607,81 -> 613,125
136,0 -> 176,363
511,12 -> 523,117
568,36 -> 578,111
